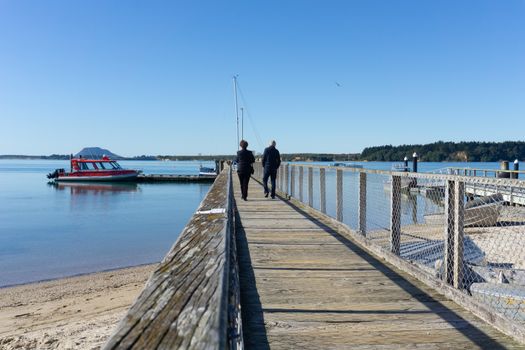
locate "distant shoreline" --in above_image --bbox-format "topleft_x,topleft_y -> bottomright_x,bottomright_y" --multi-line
2,139 -> 524,163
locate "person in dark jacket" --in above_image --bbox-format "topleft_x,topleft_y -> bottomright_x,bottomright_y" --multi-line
262,140 -> 281,199
236,140 -> 255,201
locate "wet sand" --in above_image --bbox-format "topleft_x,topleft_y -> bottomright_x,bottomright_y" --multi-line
0,264 -> 156,350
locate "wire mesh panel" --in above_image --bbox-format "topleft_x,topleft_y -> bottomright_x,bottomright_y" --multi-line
459,177 -> 525,321
341,170 -> 359,231
397,175 -> 448,275
365,172 -> 392,251
324,168 -> 338,220
310,168 -> 322,212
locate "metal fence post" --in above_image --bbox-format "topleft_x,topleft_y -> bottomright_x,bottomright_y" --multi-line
358,172 -> 367,236
320,168 -> 326,214
336,169 -> 343,221
444,180 -> 455,285
453,180 -> 465,289
308,167 -> 313,207
390,175 -> 401,255
299,166 -> 304,202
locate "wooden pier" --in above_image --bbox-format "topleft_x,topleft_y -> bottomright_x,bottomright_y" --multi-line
105,166 -> 525,349
235,177 -> 521,349
136,174 -> 216,183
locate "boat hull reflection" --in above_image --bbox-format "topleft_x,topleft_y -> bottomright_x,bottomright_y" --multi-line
50,182 -> 139,194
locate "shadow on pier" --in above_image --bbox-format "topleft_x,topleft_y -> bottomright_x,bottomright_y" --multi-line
234,177 -> 520,349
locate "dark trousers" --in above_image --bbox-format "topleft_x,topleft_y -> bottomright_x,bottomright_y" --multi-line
238,172 -> 251,199
263,169 -> 277,197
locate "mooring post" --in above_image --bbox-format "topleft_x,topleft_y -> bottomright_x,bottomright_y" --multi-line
453,180 -> 465,289
299,166 -> 304,202
336,169 -> 343,222
444,180 -> 455,284
308,167 -> 313,207
498,160 -> 510,178
404,156 -> 408,172
390,175 -> 401,255
410,152 -> 418,189
513,159 -> 519,179
358,172 -> 367,236
320,168 -> 326,214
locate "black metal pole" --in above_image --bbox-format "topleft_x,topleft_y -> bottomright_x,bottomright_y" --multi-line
514,159 -> 519,179
412,152 -> 418,173
404,157 -> 408,172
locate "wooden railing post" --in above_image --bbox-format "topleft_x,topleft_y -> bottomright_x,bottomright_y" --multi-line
390,175 -> 401,255
443,179 -> 465,289
299,166 -> 304,202
290,166 -> 295,198
444,180 -> 455,285
453,180 -> 465,289
279,165 -> 286,192
336,169 -> 343,221
285,164 -> 289,196
308,167 -> 313,207
358,172 -> 367,236
320,168 -> 326,214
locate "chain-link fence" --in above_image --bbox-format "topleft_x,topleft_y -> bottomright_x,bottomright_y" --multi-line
253,162 -> 525,325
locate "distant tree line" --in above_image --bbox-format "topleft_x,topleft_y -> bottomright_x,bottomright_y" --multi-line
360,141 -> 525,162
2,141 -> 523,162
279,153 -> 360,162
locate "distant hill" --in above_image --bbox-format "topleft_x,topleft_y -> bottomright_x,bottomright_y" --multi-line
74,147 -> 123,160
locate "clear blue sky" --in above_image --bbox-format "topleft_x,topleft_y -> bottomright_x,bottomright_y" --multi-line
1,1 -> 524,156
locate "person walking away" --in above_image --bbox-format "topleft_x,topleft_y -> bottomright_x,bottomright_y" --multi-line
262,140 -> 281,199
236,140 -> 255,201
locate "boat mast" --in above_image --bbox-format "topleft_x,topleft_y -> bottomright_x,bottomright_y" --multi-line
241,107 -> 244,141
233,75 -> 240,149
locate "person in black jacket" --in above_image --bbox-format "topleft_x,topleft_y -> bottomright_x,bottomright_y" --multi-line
236,140 -> 255,201
262,140 -> 281,199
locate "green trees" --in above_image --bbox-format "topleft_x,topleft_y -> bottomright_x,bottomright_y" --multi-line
360,141 -> 525,162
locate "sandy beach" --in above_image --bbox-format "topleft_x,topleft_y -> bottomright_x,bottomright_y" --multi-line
0,264 -> 156,350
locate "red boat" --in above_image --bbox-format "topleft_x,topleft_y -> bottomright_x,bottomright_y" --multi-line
47,156 -> 140,182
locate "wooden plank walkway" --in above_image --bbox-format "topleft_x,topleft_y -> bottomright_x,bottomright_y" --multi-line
234,176 -> 524,349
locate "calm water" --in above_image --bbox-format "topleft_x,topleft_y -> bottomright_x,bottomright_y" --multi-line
0,159 -> 504,287
0,160 -> 214,287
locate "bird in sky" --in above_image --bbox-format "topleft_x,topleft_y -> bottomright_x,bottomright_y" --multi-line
335,81 -> 341,87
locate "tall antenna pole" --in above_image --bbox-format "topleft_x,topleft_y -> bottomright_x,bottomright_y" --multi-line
241,107 -> 244,141
233,75 -> 240,150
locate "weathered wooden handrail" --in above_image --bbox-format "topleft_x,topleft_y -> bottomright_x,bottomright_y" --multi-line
282,163 -> 525,188
104,167 -> 240,350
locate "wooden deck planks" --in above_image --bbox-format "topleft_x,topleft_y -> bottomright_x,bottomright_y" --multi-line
234,176 -> 524,349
